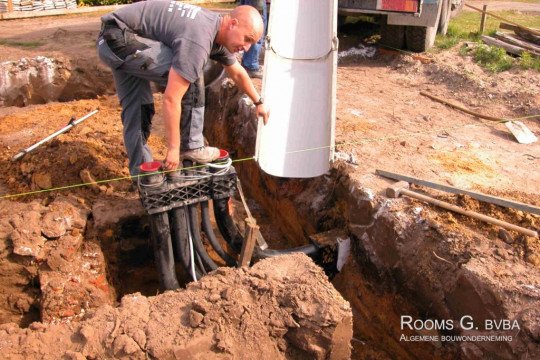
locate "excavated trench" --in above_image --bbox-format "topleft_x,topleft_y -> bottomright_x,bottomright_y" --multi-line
0,60 -> 539,359
200,76 -> 540,359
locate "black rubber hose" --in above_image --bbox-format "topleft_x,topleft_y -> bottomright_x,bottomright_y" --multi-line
169,207 -> 203,281
195,252 -> 207,275
255,244 -> 320,260
213,197 -> 244,253
200,201 -> 237,266
148,212 -> 180,291
213,198 -> 322,261
187,205 -> 219,271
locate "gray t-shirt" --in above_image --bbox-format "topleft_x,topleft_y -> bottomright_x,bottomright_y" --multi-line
109,0 -> 236,82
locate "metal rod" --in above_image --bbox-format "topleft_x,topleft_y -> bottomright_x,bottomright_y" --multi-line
398,188 -> 538,238
12,109 -> 99,161
376,169 -> 540,215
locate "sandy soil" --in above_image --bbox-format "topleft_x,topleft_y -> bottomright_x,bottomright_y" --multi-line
465,0 -> 540,13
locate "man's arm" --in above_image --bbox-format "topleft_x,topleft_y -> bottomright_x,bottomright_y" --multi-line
163,67 -> 190,170
224,61 -> 269,124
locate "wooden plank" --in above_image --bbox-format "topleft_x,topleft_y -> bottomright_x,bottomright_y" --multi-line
376,169 -> 540,215
500,22 -> 540,46
495,31 -> 540,54
238,218 -> 259,268
481,35 -> 540,58
499,22 -> 519,32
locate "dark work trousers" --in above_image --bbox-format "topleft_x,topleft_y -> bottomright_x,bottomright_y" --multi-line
97,18 -> 205,176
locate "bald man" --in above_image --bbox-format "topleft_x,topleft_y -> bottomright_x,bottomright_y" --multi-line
97,1 -> 269,176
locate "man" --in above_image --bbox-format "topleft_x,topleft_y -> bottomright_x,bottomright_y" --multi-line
97,1 -> 269,176
239,0 -> 267,79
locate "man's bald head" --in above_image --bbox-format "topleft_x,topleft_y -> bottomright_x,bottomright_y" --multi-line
230,5 -> 264,39
215,5 -> 264,54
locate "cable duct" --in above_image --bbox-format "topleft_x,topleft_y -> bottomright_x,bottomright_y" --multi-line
138,152 -> 328,290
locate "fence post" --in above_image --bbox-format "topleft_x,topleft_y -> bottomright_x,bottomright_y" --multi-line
479,5 -> 488,34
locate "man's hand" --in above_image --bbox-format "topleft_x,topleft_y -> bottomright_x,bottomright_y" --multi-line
256,103 -> 269,125
164,146 -> 180,171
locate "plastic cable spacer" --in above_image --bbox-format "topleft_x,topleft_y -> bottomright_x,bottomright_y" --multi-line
217,149 -> 230,160
140,161 -> 162,173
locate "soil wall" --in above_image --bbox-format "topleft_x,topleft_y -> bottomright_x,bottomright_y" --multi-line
203,77 -> 540,359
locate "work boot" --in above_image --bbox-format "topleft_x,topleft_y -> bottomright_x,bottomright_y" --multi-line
246,67 -> 263,79
182,146 -> 220,164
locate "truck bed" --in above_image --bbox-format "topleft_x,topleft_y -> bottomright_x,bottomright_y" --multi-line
339,0 -> 421,14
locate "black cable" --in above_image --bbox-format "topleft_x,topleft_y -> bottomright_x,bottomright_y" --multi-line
255,244 -> 320,260
148,212 -> 180,290
213,197 -> 322,262
201,201 -> 237,266
187,205 -> 218,271
169,207 -> 203,281
213,197 -> 244,253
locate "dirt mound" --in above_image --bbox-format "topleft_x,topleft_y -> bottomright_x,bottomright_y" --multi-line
392,47 -> 540,116
0,56 -> 112,107
0,96 -> 169,201
0,254 -> 352,359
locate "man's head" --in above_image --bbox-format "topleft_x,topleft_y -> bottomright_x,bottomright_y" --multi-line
216,5 -> 264,54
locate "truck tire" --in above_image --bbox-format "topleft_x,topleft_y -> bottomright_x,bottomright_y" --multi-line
379,16 -> 405,50
438,0 -> 451,35
405,25 -> 437,52
405,2 -> 441,53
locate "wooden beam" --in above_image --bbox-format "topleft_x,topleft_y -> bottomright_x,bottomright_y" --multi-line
376,169 -> 540,215
238,218 -> 259,268
500,22 -> 540,46
481,35 -> 540,58
7,0 -> 13,12
495,32 -> 540,54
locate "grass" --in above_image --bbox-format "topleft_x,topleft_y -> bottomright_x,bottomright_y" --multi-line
0,39 -> 43,48
435,10 -> 540,72
473,44 -> 513,72
449,10 -> 540,36
519,51 -> 540,71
